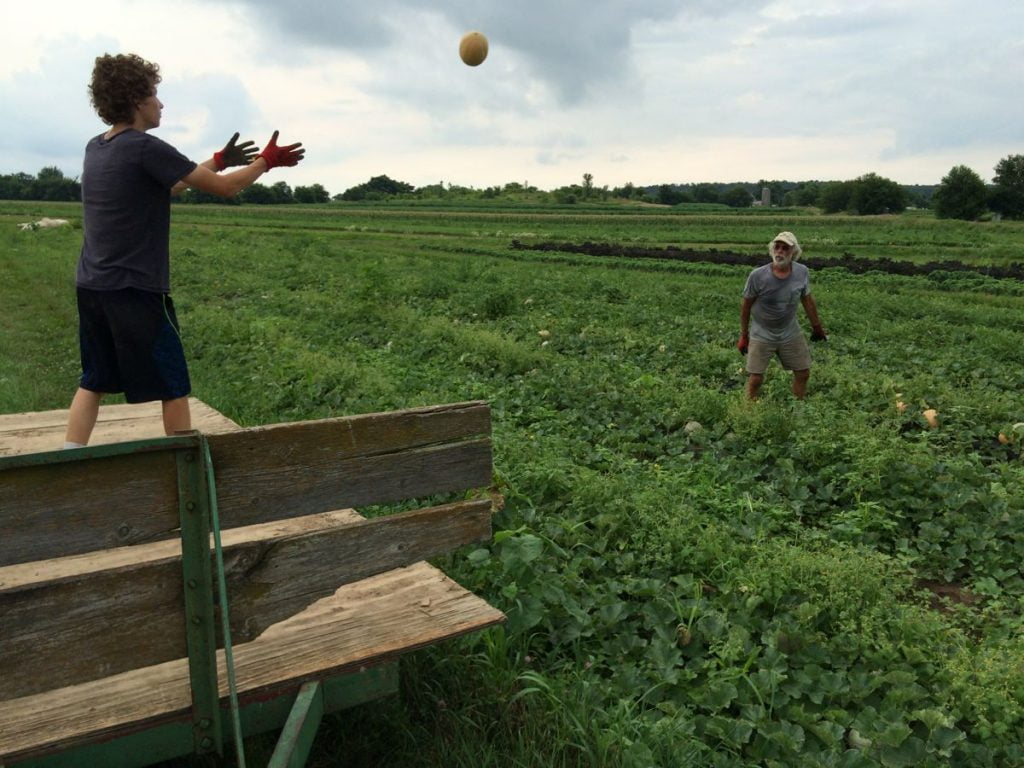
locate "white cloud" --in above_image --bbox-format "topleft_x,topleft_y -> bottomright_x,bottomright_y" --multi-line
1,0 -> 1022,192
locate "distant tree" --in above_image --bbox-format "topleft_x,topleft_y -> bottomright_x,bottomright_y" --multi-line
990,154 -> 1024,219
413,182 -> 447,198
657,184 -> 687,206
784,182 -> 822,207
552,184 -> 582,204
0,172 -> 34,200
932,165 -> 988,220
26,166 -> 80,201
238,183 -> 275,204
268,181 -> 295,203
611,182 -> 636,199
178,187 -> 239,205
904,189 -> 931,209
692,183 -> 720,204
849,173 -> 906,215
722,186 -> 753,208
293,183 -> 330,203
341,174 -> 414,201
818,181 -> 853,213
582,173 -> 594,199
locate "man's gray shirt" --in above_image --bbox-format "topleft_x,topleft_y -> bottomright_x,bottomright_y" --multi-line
742,262 -> 810,342
77,130 -> 196,293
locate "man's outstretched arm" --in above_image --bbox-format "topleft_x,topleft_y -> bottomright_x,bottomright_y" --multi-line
172,133 -> 257,195
178,130 -> 304,199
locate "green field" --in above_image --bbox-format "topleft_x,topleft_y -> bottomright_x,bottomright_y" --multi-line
3,200 -> 1023,767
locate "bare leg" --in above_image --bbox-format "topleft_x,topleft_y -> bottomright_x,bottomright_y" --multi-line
162,396 -> 192,435
792,369 -> 810,399
65,388 -> 103,445
746,373 -> 764,400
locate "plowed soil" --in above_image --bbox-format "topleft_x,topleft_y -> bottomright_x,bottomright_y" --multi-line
510,240 -> 1024,280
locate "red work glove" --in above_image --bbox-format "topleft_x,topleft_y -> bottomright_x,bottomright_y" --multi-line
259,130 -> 305,170
810,325 -> 828,342
213,132 -> 257,170
737,333 -> 749,355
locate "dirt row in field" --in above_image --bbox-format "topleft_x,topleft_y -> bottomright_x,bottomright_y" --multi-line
510,240 -> 1024,280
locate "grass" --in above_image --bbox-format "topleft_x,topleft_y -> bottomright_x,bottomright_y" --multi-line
0,223 -> 83,412
3,199 -> 1024,766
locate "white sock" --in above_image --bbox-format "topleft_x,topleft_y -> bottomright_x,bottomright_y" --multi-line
63,441 -> 85,450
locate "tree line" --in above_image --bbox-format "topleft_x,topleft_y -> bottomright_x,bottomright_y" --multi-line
3,155 -> 1022,220
0,167 -> 330,206
0,167 -> 81,201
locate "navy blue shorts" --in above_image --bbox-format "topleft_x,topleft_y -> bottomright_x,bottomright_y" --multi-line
76,287 -> 192,403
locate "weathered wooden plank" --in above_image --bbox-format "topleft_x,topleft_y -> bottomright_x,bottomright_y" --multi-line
0,510 -> 362,591
0,402 -> 491,566
0,399 -> 239,457
0,499 -> 492,701
208,400 -> 490,462
0,562 -> 506,762
213,437 -> 492,528
0,449 -> 182,566
207,400 -> 491,526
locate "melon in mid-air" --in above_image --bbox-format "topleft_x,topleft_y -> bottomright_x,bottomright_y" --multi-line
459,31 -> 489,66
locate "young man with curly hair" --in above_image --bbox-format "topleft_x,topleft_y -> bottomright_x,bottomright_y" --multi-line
64,53 -> 305,447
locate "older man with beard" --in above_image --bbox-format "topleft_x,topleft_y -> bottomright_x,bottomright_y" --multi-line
737,231 -> 827,400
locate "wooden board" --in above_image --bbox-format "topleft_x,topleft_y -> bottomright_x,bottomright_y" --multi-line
0,448 -> 182,567
0,401 -> 492,566
0,398 -> 239,457
206,401 -> 492,527
0,399 -> 236,566
0,499 -> 492,701
0,562 -> 506,763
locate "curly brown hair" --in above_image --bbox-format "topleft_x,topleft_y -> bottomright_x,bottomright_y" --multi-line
89,53 -> 161,125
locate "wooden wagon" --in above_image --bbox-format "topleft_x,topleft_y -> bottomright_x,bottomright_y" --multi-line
0,399 -> 504,767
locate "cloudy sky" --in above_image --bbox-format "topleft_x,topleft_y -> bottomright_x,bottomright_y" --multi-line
2,0 -> 1021,195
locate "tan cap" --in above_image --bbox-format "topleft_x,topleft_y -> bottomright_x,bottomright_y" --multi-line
773,231 -> 798,247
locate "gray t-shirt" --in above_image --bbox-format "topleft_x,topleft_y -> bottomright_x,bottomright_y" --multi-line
742,262 -> 810,342
77,130 -> 197,293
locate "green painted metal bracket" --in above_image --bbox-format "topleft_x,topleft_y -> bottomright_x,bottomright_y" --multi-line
267,682 -> 325,768
176,437 -> 223,757
0,434 -> 199,471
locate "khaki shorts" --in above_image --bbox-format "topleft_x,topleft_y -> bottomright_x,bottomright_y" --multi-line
746,336 -> 812,375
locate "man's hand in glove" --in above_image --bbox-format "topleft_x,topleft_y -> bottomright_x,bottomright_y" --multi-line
737,333 -> 749,355
214,133 -> 257,170
259,130 -> 305,170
